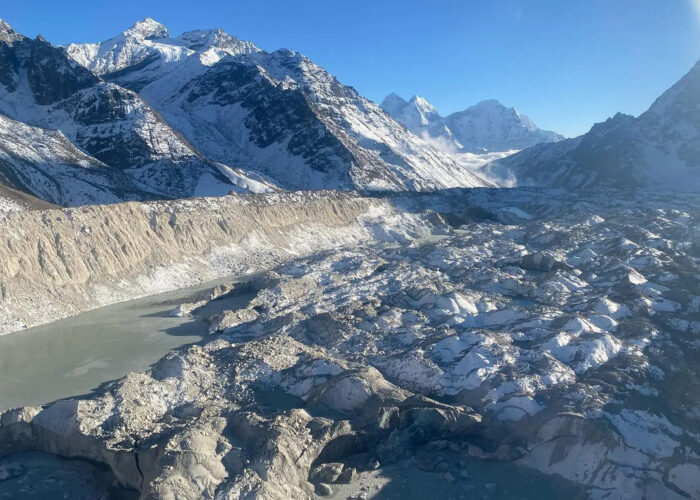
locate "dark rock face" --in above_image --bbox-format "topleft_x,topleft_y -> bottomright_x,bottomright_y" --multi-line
0,29 -> 98,104
0,44 -> 18,91
25,38 -> 99,105
58,86 -> 158,169
185,60 -> 354,179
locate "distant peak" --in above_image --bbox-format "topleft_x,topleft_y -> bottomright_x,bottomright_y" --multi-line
472,99 -> 506,109
380,93 -> 409,114
127,17 -> 169,40
382,92 -> 407,104
409,95 -> 439,114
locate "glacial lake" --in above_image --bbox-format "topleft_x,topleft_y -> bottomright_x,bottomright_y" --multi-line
0,276 -> 245,412
0,234 -> 450,413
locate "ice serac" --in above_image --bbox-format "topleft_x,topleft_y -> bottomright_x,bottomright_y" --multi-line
485,59 -> 700,190
0,19 -> 272,205
381,94 -> 564,153
67,19 -> 490,191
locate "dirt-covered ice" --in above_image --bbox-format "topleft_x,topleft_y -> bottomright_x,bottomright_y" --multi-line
1,188 -> 699,499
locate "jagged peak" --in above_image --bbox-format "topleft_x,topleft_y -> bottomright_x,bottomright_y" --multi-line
175,28 -> 259,52
0,17 -> 23,44
409,94 -> 432,105
408,95 -> 440,117
126,17 -> 169,40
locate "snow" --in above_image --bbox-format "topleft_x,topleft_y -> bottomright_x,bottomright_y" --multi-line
606,410 -> 682,458
0,196 -> 24,214
381,93 -> 564,153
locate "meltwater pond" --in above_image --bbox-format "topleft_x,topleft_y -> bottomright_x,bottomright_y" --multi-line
0,276 -> 249,412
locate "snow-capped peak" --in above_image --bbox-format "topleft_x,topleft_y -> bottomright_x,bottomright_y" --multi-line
381,93 -> 441,130
127,17 -> 169,40
409,94 -> 440,118
380,92 -> 406,108
66,19 -> 260,76
470,98 -> 503,109
468,99 -> 520,119
464,100 -> 537,131
380,93 -> 408,116
382,93 -> 564,153
0,18 -> 23,44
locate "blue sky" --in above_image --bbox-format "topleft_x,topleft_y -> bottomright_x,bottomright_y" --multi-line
2,0 -> 699,137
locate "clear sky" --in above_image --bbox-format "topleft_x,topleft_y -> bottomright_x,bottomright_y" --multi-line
2,0 -> 699,137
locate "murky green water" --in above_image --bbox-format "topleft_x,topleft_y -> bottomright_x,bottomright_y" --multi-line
0,277 -> 242,412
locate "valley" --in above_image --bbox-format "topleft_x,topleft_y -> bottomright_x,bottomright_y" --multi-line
2,187 -> 699,499
0,10 -> 699,500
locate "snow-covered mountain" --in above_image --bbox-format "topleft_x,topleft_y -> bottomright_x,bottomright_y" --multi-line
0,112 -> 136,206
0,17 -> 490,206
65,18 -> 261,77
484,60 -> 700,190
0,18 -> 273,205
66,18 -> 490,191
381,94 -> 564,153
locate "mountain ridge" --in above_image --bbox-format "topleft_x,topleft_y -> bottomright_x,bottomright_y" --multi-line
65,18 -> 490,192
483,59 -> 700,190
0,17 -> 493,206
381,93 -> 565,153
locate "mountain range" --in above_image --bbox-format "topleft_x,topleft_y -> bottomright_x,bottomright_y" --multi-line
381,93 -> 565,153
1,16 -> 699,206
484,61 -> 700,190
0,17 -> 490,206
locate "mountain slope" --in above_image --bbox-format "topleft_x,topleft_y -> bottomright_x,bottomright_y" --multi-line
67,19 -> 490,191
484,60 -> 700,190
0,112 -> 144,205
381,94 -> 564,153
0,18 -> 273,205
